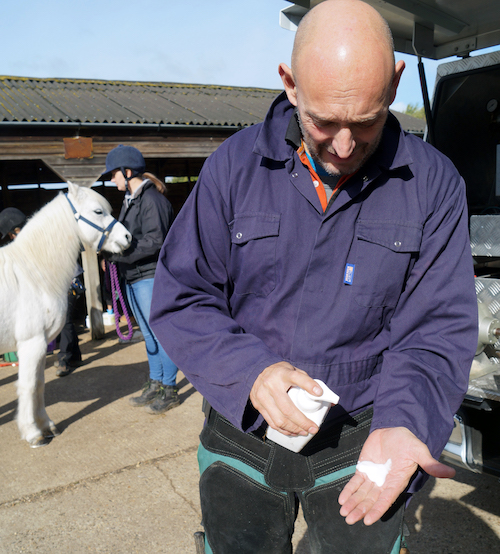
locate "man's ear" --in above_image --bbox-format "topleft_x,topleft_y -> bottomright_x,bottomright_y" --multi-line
389,60 -> 405,104
279,63 -> 298,107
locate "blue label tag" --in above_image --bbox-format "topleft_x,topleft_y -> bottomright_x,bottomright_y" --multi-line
344,263 -> 355,285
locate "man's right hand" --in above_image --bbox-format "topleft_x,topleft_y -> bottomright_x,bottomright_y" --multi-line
249,362 -> 324,436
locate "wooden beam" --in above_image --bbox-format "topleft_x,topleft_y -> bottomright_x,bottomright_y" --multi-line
42,155 -> 107,187
81,249 -> 104,340
0,135 -> 227,161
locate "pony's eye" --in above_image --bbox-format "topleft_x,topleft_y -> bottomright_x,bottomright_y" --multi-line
94,209 -> 103,215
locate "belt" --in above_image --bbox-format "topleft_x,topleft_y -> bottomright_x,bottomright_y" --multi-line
201,407 -> 373,492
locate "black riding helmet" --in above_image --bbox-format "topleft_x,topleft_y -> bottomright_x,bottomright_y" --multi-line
0,207 -> 27,239
102,145 -> 146,185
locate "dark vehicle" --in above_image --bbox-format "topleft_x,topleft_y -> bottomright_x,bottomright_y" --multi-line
282,0 -> 500,478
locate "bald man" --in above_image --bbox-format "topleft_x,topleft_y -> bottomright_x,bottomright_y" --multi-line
150,1 -> 477,552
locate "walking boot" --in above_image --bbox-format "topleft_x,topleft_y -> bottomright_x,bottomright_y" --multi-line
145,385 -> 180,414
129,380 -> 162,407
55,358 -> 82,377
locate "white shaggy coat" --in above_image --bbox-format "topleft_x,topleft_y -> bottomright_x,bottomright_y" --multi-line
0,183 -> 131,447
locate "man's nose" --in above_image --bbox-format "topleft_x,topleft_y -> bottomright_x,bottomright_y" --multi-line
333,127 -> 355,158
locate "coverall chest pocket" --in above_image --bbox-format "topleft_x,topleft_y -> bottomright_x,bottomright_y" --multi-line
229,213 -> 280,297
353,221 -> 422,308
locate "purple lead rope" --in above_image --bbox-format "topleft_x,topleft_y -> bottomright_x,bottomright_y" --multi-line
109,262 -> 134,341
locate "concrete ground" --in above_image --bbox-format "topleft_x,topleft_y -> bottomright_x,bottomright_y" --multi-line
1,325 -> 499,553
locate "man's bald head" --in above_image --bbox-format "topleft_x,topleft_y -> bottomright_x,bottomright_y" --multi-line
291,0 -> 396,101
292,0 -> 394,60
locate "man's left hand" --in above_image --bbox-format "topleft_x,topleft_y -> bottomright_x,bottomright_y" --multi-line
338,427 -> 455,525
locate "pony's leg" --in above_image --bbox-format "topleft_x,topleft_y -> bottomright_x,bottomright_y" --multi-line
16,336 -> 59,447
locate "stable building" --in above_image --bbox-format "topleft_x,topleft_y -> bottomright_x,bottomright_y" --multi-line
0,76 -> 286,218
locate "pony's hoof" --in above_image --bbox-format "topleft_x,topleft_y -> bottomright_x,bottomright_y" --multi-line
29,435 -> 52,448
46,424 -> 60,437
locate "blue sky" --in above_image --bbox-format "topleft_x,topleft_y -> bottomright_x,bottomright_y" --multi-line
0,0 -> 484,113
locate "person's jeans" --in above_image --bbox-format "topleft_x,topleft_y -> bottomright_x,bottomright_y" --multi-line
198,408 -> 406,554
126,278 -> 177,386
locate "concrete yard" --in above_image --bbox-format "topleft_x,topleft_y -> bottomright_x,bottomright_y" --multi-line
1,326 -> 499,553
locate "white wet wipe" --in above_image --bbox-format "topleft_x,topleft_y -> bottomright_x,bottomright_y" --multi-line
356,459 -> 392,487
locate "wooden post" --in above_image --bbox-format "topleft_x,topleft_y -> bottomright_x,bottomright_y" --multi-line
81,249 -> 104,339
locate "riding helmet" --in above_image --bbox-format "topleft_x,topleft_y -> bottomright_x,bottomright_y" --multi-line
0,207 -> 27,239
102,145 -> 146,180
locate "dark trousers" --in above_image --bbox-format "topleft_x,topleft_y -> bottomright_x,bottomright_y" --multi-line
198,408 -> 406,554
57,292 -> 81,365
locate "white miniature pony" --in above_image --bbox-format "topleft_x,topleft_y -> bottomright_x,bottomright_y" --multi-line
0,182 -> 131,447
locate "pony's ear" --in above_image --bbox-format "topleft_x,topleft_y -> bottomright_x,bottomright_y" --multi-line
67,181 -> 79,198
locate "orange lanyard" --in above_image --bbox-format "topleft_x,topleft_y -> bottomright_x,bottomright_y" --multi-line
297,141 -> 351,212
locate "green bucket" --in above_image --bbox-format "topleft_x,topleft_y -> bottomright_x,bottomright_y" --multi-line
4,352 -> 18,362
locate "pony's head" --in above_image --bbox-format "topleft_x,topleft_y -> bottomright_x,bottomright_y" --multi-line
66,182 -> 131,254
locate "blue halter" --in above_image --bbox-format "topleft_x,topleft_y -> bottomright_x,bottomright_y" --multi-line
65,193 -> 118,254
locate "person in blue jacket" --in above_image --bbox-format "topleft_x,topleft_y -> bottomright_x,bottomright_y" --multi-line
103,145 -> 179,414
150,1 -> 478,552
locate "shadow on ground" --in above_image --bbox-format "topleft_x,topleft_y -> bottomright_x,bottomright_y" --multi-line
0,326 -> 197,437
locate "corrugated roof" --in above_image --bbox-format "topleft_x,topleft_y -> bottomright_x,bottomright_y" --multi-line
0,76 -> 280,127
0,75 -> 425,134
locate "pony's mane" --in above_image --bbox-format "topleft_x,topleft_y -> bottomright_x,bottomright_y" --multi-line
6,192 -> 83,298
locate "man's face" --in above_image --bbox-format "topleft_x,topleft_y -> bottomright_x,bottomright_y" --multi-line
295,85 -> 389,177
